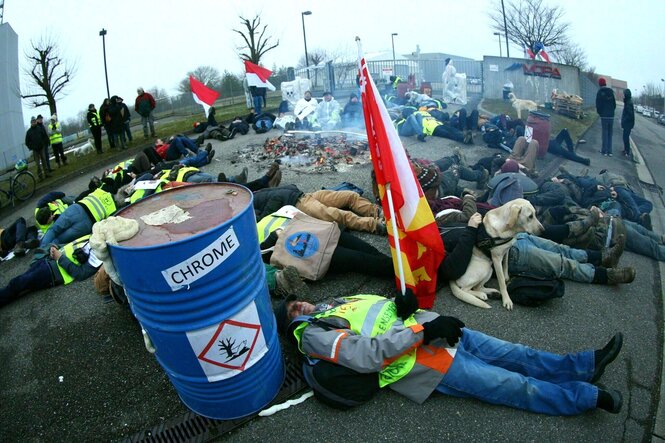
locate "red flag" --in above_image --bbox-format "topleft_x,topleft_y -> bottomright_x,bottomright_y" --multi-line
357,42 -> 445,308
244,61 -> 276,91
189,75 -> 220,115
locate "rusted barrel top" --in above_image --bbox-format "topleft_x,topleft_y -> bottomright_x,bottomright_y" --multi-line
117,183 -> 252,247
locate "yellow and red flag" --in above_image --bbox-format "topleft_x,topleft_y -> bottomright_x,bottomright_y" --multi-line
357,39 -> 444,308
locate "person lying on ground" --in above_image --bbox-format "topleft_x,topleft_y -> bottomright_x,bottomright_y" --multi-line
253,184 -> 387,235
34,191 -> 75,235
253,112 -> 277,134
154,135 -> 204,162
0,235 -> 102,308
397,110 -> 473,144
275,293 -> 625,415
0,217 -> 40,259
546,128 -> 590,165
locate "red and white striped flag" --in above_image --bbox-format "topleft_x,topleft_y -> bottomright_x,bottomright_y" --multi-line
189,75 -> 220,116
244,61 -> 276,91
357,38 -> 445,308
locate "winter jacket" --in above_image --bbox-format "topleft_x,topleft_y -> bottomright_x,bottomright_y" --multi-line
595,86 -> 616,118
437,225 -> 477,282
135,92 -> 156,117
252,185 -> 304,220
25,125 -> 50,151
621,89 -> 635,130
108,97 -> 126,132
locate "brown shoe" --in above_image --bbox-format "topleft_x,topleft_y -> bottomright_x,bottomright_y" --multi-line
607,266 -> 636,284
266,162 -> 280,179
275,266 -> 307,298
602,234 -> 625,268
268,170 -> 282,187
236,167 -> 248,184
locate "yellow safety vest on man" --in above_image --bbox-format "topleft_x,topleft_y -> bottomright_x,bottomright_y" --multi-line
416,111 -> 441,136
79,188 -> 116,222
129,178 -> 168,204
56,235 -> 92,285
293,295 -> 418,388
89,112 -> 102,128
256,212 -> 292,244
34,199 -> 69,233
49,122 -> 63,144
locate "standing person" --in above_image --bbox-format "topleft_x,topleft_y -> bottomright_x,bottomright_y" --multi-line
249,85 -> 267,115
99,98 -> 115,149
35,115 -> 54,173
25,116 -> 51,181
108,96 -> 127,149
117,96 -> 133,143
621,88 -> 635,159
48,114 -> 67,167
135,87 -> 156,139
86,104 -> 103,154
596,77 -> 616,157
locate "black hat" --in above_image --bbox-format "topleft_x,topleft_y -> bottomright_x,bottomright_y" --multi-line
275,294 -> 297,337
36,114 -> 43,120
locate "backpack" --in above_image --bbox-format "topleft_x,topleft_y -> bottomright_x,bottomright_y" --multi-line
488,175 -> 523,206
322,182 -> 365,196
507,276 -> 565,307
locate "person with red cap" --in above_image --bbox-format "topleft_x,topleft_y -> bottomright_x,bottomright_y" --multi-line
596,77 -> 616,156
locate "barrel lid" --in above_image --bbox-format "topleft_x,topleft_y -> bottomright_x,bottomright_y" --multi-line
528,110 -> 551,119
116,183 -> 252,247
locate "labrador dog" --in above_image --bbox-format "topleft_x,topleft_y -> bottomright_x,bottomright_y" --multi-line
72,138 -> 95,157
508,93 -> 538,119
449,198 -> 543,310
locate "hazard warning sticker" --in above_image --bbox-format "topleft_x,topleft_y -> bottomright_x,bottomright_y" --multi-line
186,301 -> 267,382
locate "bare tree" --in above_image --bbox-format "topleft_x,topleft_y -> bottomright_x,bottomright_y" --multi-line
177,66 -> 223,94
21,34 -> 77,116
297,48 -> 329,68
233,15 -> 279,64
550,40 -> 588,70
489,0 -> 570,56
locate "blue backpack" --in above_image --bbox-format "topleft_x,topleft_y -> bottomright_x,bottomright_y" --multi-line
489,175 -> 523,206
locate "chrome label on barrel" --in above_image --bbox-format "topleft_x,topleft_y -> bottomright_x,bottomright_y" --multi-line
161,227 -> 239,291
186,301 -> 268,382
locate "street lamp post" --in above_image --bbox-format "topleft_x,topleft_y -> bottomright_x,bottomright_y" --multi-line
391,33 -> 398,73
501,0 -> 510,57
301,11 -> 312,79
493,32 -> 502,57
99,28 -> 110,99
661,79 -> 664,114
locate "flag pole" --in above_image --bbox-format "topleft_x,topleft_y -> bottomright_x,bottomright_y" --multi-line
385,184 -> 407,295
356,36 -> 406,296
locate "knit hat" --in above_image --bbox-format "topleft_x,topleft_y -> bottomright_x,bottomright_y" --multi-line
88,103 -> 95,110
415,164 -> 441,191
598,77 -> 607,87
50,114 -> 57,121
30,116 -> 37,122
501,159 -> 520,173
275,294 -> 297,336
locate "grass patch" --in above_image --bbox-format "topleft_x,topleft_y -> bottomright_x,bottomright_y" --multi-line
482,99 -> 598,141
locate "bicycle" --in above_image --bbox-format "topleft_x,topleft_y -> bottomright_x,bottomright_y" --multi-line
0,169 -> 36,208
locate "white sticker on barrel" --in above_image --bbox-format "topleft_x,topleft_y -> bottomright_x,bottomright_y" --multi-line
186,301 -> 268,382
161,227 -> 239,291
524,125 -> 533,143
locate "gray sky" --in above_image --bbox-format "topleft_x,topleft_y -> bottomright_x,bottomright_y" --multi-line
5,0 -> 665,123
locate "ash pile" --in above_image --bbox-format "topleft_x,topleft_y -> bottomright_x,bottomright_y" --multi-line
236,132 -> 370,173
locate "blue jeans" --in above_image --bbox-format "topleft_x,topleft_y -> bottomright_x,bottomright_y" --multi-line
253,96 -> 263,115
0,259 -> 55,308
613,186 -> 652,222
508,233 -> 595,282
123,121 -> 133,141
141,112 -> 155,137
186,172 -> 214,183
40,204 -> 94,247
437,328 -> 597,415
166,136 -> 199,161
624,219 -> 665,261
179,150 -> 209,168
600,117 -> 613,155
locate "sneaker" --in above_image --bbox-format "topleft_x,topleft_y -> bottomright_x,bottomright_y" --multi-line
602,234 -> 625,268
207,149 -> 216,163
606,267 -> 636,284
13,242 -> 26,257
578,139 -> 587,144
268,170 -> 282,187
25,238 -> 40,249
205,142 -> 213,154
236,167 -> 248,184
274,266 -> 307,298
597,389 -> 623,414
217,172 -> 228,182
453,146 -> 468,166
608,153 -> 613,157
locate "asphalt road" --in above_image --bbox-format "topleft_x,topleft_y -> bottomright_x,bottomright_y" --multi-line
0,109 -> 662,442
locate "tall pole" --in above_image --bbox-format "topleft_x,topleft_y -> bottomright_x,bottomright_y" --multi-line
501,0 -> 510,57
493,32 -> 502,57
99,29 -> 110,99
301,11 -> 312,80
661,79 -> 664,114
391,33 -> 398,73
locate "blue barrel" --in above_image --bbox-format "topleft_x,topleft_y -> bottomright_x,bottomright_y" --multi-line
109,183 -> 284,419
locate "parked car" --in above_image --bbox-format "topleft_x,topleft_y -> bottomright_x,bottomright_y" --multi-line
658,114 -> 665,125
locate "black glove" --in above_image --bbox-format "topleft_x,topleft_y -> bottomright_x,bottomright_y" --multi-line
395,289 -> 419,320
422,316 -> 465,346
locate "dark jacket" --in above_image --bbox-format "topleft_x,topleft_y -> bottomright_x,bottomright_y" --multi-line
99,99 -> 112,128
621,89 -> 635,130
596,86 -> 616,118
108,96 -> 126,132
437,225 -> 477,282
253,184 -> 304,220
25,125 -> 49,151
